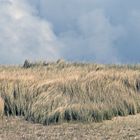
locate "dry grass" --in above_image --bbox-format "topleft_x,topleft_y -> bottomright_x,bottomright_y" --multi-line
0,97 -> 4,117
0,61 -> 140,125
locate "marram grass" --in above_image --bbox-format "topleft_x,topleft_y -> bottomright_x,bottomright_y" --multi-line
0,97 -> 4,117
0,61 -> 140,124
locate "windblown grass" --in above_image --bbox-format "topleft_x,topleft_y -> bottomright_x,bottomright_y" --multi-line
0,97 -> 4,117
0,61 -> 140,125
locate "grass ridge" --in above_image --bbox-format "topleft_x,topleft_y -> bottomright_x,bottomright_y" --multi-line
0,61 -> 140,125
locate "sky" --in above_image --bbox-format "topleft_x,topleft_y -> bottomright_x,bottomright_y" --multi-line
0,0 -> 140,64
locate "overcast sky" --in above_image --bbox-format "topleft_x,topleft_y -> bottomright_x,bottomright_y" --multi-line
0,0 -> 140,64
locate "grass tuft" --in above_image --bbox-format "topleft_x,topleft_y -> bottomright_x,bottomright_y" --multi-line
0,61 -> 140,125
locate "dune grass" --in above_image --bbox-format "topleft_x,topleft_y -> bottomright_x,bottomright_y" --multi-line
0,61 -> 140,125
0,97 -> 4,117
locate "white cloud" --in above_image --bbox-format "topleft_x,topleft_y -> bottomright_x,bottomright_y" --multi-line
0,0 -> 60,64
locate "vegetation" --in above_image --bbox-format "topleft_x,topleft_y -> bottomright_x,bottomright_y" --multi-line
0,60 -> 140,125
0,97 -> 4,117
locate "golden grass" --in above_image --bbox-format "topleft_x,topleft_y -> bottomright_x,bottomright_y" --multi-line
0,97 -> 4,117
0,61 -> 140,124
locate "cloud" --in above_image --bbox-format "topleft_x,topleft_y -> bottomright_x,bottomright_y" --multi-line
0,0 -> 140,64
0,0 -> 60,64
58,9 -> 123,63
30,0 -> 124,63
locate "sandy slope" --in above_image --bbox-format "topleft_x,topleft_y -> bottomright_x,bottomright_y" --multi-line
0,114 -> 140,140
